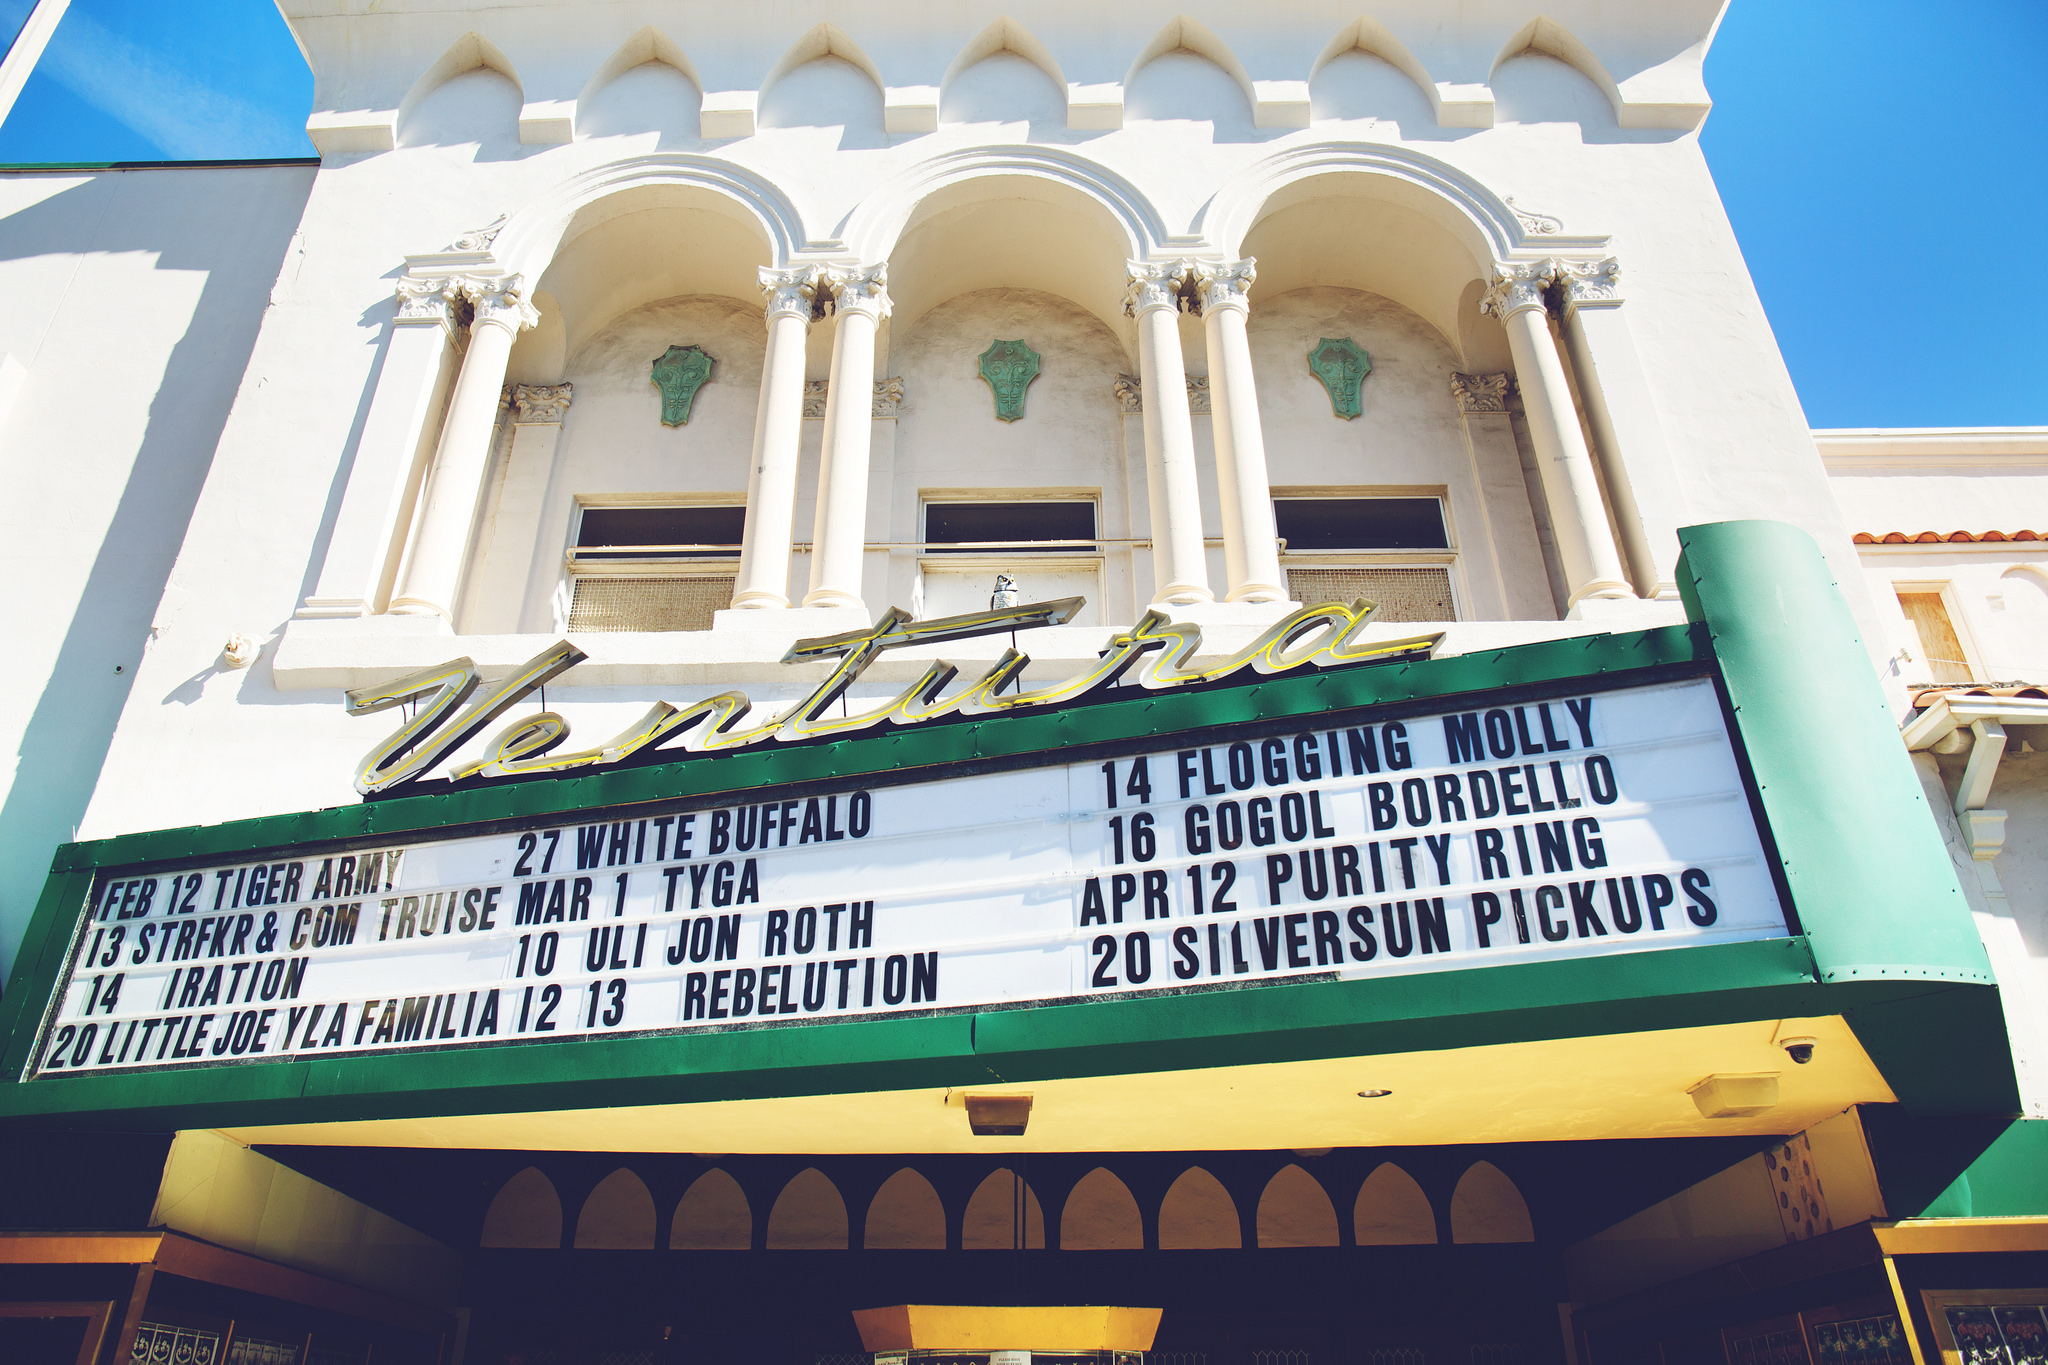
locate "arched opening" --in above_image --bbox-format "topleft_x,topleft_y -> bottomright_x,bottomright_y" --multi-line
1060,1167 -> 1142,1250
766,1168 -> 849,1249
961,1168 -> 1046,1249
671,1168 -> 751,1249
1353,1162 -> 1439,1245
1450,1161 -> 1536,1243
1257,1164 -> 1339,1247
479,1167 -> 562,1248
864,1168 -> 947,1249
1158,1167 -> 1241,1249
573,1168 -> 656,1249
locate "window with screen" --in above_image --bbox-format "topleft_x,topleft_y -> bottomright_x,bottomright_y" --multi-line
1274,496 -> 1455,623
565,504 -> 743,633
925,501 -> 1096,553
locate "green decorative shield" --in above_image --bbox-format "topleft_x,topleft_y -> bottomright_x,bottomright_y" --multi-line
1307,336 -> 1372,420
978,339 -> 1042,422
650,344 -> 715,426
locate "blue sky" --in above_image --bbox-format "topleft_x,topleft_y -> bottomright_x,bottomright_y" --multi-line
1,0 -> 2042,428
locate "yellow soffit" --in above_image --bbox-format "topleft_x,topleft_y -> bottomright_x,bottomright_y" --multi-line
853,1306 -> 1164,1353
219,1015 -> 1893,1155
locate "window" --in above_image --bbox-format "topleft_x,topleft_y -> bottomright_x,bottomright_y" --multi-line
563,503 -> 743,633
1896,588 -> 1975,684
918,497 -> 1101,625
1274,495 -> 1457,623
924,500 -> 1097,553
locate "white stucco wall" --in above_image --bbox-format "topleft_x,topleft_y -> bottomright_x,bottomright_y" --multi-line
0,164 -> 314,982
0,2 -> 1914,981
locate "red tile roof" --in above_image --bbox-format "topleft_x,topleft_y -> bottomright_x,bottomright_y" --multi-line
1854,530 -> 2042,543
1909,683 -> 2048,708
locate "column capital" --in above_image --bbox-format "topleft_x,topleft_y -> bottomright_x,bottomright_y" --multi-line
1479,260 -> 1555,321
510,382 -> 573,424
819,263 -> 892,321
394,275 -> 460,329
758,266 -> 818,323
461,274 -> 540,333
1192,258 -> 1257,315
1450,372 -> 1512,413
1555,256 -> 1624,312
1124,259 -> 1192,318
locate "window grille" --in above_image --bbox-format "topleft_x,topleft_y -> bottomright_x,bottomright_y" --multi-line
1286,567 -> 1454,622
133,1323 -> 224,1365
1147,1352 -> 1207,1365
1471,1346 -> 1536,1365
1251,1351 -> 1312,1365
568,576 -> 734,633
1362,1350 -> 1428,1365
228,1336 -> 303,1365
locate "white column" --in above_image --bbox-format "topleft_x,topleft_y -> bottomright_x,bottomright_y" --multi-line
390,276 -> 538,620
1555,258 -> 1687,599
1194,259 -> 1286,603
731,268 -> 816,609
1480,262 -> 1633,605
805,264 -> 890,612
299,276 -> 462,617
1449,373 -> 1559,620
1126,261 -> 1213,606
467,383 -> 572,633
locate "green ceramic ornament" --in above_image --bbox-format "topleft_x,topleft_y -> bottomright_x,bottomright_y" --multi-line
1307,337 -> 1372,420
978,339 -> 1041,422
651,344 -> 715,426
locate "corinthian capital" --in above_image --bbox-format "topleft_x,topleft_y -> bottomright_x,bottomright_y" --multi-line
1124,259 -> 1192,318
758,266 -> 817,323
1449,372 -> 1512,414
819,263 -> 891,321
510,383 -> 573,424
461,274 -> 540,332
1479,261 -> 1555,321
1192,258 -> 1257,315
394,275 -> 459,327
1554,256 -> 1623,312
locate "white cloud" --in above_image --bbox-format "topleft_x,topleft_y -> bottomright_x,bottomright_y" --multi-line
40,8 -> 279,158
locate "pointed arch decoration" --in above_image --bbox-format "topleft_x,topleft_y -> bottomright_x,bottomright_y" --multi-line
1158,1167 -> 1241,1249
1353,1162 -> 1438,1245
1060,1167 -> 1143,1250
1450,1160 -> 1536,1243
574,1168 -> 656,1249
962,1168 -> 1046,1249
940,18 -> 1070,128
396,31 -> 524,143
1311,19 -> 1484,127
479,1166 -> 562,1248
574,26 -> 704,140
1257,1164 -> 1339,1247
864,1168 -> 947,1249
1489,17 -> 1709,130
766,1167 -> 849,1249
672,1168 -> 752,1249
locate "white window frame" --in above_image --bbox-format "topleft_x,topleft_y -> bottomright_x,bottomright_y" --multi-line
916,490 -> 1105,618
1271,487 -> 1466,621
555,493 -> 745,633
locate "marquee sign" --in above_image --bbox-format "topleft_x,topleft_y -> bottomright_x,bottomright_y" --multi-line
27,670 -> 1784,1079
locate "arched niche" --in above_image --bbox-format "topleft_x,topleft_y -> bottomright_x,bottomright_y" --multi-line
533,183 -> 776,358
1491,49 -> 1617,129
671,1168 -> 751,1249
1158,1167 -> 1241,1249
961,1168 -> 1046,1249
1310,49 -> 1439,130
1450,1161 -> 1535,1243
1353,1162 -> 1438,1245
479,1167 -> 562,1248
882,173 -> 1140,340
766,1167 -> 849,1249
1257,1163 -> 1339,1248
1124,17 -> 1255,129
864,1168 -> 947,1249
1060,1167 -> 1142,1250
397,33 -> 522,148
941,19 -> 1066,128
574,1168 -> 656,1249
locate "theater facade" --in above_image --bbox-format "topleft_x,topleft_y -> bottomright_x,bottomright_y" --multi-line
1,4 -> 2044,1365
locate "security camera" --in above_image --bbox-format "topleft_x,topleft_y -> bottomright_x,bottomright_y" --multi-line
1781,1036 -> 1818,1065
